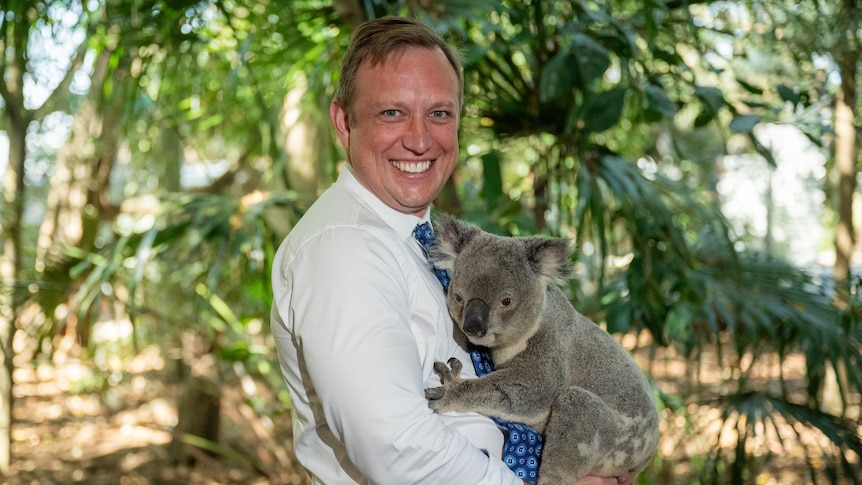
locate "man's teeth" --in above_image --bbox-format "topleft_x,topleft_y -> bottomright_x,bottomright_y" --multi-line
391,160 -> 432,173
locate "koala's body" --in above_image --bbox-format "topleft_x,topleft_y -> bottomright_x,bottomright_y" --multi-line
425,214 -> 659,484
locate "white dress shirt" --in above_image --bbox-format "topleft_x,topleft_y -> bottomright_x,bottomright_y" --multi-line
270,165 -> 520,485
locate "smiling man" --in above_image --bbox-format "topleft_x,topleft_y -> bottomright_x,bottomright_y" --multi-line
270,16 -> 632,485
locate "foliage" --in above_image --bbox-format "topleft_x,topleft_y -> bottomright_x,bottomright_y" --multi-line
433,1 -> 861,482
2,0 -> 860,483
71,189 -> 306,388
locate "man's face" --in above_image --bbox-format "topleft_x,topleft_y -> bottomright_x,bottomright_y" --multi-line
330,47 -> 460,217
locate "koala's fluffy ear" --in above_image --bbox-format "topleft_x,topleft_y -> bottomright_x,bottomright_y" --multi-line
528,237 -> 573,285
430,212 -> 480,271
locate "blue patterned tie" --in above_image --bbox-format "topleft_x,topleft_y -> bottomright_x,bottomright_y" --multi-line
413,221 -> 543,484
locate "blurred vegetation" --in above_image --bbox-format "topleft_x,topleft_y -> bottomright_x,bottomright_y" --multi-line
1,0 -> 860,483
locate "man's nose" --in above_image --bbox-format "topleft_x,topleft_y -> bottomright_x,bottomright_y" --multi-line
403,116 -> 432,153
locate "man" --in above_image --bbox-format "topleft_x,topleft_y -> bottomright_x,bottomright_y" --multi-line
270,16 -> 634,485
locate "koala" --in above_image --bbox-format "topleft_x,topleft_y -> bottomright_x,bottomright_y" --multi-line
424,213 -> 659,484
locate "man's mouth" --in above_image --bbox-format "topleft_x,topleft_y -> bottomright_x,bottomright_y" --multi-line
390,160 -> 432,173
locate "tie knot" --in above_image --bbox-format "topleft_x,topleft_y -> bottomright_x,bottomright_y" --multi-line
413,221 -> 435,250
413,221 -> 450,291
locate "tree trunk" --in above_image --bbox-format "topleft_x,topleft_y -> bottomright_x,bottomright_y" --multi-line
832,54 -> 858,304
169,330 -> 221,465
0,3 -> 35,471
0,110 -> 28,476
825,26 -> 858,417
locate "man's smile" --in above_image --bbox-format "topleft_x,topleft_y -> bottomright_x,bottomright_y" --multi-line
390,160 -> 433,173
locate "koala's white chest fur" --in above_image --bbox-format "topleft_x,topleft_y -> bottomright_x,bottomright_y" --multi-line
426,214 -> 660,484
490,314 -> 541,366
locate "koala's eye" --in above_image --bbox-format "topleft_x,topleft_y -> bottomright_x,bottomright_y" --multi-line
500,297 -> 512,307
453,293 -> 463,304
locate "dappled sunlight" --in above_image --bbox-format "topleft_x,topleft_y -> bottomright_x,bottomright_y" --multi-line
10,343 -> 308,484
2,2 -> 857,485
627,330 -> 862,483
9,330 -> 858,484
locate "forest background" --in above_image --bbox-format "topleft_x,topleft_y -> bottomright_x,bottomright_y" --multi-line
1,0 -> 861,484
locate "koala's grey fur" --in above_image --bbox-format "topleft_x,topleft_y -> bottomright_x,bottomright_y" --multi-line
425,213 -> 659,484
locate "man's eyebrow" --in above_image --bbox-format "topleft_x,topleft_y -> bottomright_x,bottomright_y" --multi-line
369,100 -> 457,112
369,101 -> 404,111
429,101 -> 457,110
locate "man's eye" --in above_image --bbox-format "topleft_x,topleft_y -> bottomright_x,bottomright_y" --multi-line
430,110 -> 449,119
383,109 -> 399,117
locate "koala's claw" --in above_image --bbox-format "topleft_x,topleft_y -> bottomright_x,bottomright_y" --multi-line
447,357 -> 463,374
433,358 -> 465,385
433,361 -> 449,379
425,387 -> 444,401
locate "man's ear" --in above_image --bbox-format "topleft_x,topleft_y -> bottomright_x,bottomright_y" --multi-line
330,100 -> 350,149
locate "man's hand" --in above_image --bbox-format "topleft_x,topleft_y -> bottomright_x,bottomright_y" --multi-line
522,472 -> 637,484
575,473 -> 635,485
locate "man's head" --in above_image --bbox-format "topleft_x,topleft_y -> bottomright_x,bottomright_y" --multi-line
330,17 -> 463,217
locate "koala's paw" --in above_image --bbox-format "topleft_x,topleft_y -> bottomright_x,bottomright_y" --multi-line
433,358 -> 464,385
426,358 -> 465,414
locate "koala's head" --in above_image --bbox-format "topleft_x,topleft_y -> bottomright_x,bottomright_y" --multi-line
431,213 -> 572,349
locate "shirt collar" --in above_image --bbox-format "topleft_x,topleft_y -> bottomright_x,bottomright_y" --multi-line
338,165 -> 430,243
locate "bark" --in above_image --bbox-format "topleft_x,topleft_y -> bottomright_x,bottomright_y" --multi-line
281,76 -> 326,199
0,110 -> 27,477
0,2 -> 34,472
825,0 -> 859,417
169,330 -> 221,465
832,53 -> 858,305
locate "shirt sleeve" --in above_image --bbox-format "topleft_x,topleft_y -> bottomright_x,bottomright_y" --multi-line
285,226 -> 522,485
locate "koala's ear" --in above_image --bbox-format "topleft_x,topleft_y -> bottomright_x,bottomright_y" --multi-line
430,213 -> 480,270
527,237 -> 573,285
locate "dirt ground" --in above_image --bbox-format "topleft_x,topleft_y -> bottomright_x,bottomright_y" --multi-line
7,337 -> 309,485
5,331 -> 861,484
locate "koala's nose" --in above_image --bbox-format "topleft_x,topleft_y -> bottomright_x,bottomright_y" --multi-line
463,298 -> 489,338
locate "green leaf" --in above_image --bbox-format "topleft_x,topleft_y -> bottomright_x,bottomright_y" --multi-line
583,88 -> 626,133
605,301 -> 633,334
776,83 -> 800,105
694,109 -> 717,127
695,85 -> 726,112
571,33 -> 611,86
665,305 -> 693,343
645,83 -> 678,118
692,86 -> 726,127
481,151 -> 504,209
539,50 -> 578,102
729,114 -> 761,133
539,33 -> 611,103
736,77 -> 763,95
219,342 -> 252,362
749,132 -> 777,167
